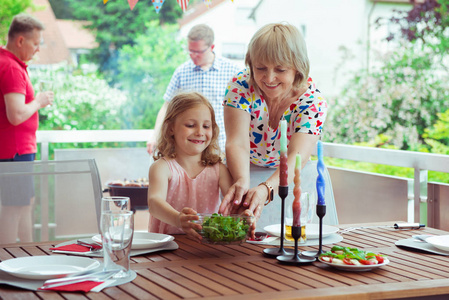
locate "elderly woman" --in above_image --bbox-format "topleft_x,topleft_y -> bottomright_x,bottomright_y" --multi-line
219,23 -> 332,228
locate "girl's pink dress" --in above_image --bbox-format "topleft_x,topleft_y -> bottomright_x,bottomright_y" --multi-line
149,158 -> 220,234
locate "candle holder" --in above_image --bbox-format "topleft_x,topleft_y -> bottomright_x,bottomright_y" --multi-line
276,225 -> 315,264
302,204 -> 326,258
263,186 -> 294,257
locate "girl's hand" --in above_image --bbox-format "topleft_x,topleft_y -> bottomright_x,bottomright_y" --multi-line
178,207 -> 202,243
236,207 -> 257,239
218,178 -> 249,215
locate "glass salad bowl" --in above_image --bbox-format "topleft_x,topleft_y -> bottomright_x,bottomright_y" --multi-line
193,213 -> 254,245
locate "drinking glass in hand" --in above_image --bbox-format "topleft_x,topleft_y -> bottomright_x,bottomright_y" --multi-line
101,210 -> 134,278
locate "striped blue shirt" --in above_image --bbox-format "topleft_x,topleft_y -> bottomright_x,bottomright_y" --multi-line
164,55 -> 240,151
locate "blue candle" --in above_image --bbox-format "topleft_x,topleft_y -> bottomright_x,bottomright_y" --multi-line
316,140 -> 326,205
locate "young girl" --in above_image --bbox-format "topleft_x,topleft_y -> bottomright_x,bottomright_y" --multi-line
147,92 -> 233,242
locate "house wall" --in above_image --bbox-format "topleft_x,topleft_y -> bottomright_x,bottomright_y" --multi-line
179,0 -> 412,98
251,0 -> 411,98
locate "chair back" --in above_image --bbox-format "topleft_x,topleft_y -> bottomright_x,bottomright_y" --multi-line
0,159 -> 102,242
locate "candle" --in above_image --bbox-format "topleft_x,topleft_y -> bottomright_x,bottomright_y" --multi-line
292,154 -> 301,226
316,140 -> 326,205
279,119 -> 288,187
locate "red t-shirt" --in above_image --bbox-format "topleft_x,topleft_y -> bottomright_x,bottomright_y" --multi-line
0,48 -> 38,159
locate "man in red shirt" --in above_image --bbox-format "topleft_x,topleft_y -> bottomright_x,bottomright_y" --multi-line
0,14 -> 54,243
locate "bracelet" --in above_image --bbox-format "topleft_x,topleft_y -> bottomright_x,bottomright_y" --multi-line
259,182 -> 274,206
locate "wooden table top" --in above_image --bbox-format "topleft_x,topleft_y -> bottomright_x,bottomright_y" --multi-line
1,222 -> 449,299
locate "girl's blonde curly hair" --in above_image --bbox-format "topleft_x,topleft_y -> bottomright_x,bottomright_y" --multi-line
153,92 -> 221,166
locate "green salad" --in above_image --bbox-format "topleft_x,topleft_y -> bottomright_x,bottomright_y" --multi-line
199,213 -> 251,244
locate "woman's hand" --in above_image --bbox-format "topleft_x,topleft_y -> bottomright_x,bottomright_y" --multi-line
240,185 -> 267,221
219,178 -> 249,216
178,207 -> 202,243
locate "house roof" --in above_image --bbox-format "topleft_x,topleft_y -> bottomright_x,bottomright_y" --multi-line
56,20 -> 98,50
28,0 -> 72,65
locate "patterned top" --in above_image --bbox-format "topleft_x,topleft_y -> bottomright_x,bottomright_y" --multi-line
164,55 -> 240,151
223,69 -> 328,168
148,158 -> 220,235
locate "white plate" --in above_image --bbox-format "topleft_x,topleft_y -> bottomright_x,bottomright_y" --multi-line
318,257 -> 390,272
93,232 -> 174,250
425,235 -> 449,252
0,256 -> 100,280
264,223 -> 339,239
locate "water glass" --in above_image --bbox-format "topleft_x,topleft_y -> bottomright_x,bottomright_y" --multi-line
285,192 -> 314,242
101,196 -> 130,213
38,80 -> 53,92
101,210 -> 134,278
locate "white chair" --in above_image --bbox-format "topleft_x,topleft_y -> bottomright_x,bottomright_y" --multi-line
0,159 -> 102,242
249,160 -> 338,231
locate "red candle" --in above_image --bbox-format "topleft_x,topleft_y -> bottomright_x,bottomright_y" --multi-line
279,120 -> 288,186
292,154 -> 301,226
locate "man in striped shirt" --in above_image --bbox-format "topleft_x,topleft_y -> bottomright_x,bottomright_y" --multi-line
147,24 -> 240,154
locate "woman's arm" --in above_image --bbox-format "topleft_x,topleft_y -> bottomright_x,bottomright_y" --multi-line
147,160 -> 201,241
241,132 -> 320,217
219,106 -> 251,215
218,162 -> 233,197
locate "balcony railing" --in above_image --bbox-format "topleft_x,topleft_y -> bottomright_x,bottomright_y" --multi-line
36,130 -> 449,230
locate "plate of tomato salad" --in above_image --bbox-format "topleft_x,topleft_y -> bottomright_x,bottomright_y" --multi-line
318,246 -> 390,271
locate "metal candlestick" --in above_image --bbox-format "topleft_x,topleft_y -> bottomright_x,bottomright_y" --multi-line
276,225 -> 315,264
263,186 -> 294,257
302,204 -> 326,258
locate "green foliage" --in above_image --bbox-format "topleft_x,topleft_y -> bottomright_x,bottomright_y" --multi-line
197,214 -> 251,244
326,0 -> 449,151
0,0 -> 34,44
116,21 -> 187,130
63,0 -> 182,77
30,65 -> 128,131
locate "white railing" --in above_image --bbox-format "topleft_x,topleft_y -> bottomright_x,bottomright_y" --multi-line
37,130 -> 449,224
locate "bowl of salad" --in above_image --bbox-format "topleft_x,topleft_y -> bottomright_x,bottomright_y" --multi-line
193,213 -> 253,245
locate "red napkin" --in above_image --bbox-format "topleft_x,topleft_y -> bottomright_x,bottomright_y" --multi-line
39,281 -> 104,292
49,244 -> 91,252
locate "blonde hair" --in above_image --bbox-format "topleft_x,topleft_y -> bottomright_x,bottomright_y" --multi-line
8,13 -> 44,40
188,24 -> 214,47
154,92 -> 221,165
245,23 -> 310,89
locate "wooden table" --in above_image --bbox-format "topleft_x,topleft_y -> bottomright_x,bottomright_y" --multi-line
1,222 -> 449,299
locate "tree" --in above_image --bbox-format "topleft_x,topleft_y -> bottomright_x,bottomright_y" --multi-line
0,0 -> 34,44
62,0 -> 182,81
325,0 -> 449,150
116,21 -> 187,130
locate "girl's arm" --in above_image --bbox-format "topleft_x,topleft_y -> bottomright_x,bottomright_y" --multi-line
219,106 -> 251,215
148,160 -> 202,241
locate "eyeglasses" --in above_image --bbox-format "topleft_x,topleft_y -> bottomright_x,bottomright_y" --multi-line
188,46 -> 210,55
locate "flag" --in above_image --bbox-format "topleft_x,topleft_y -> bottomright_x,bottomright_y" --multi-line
128,0 -> 139,10
103,0 -> 108,3
177,0 -> 189,12
152,0 -> 165,13
203,0 -> 211,8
